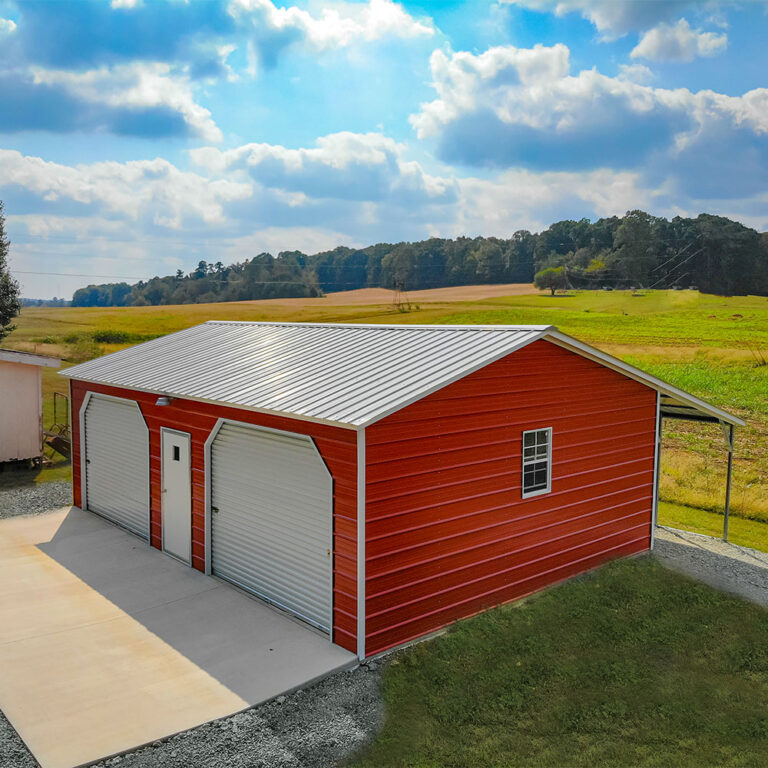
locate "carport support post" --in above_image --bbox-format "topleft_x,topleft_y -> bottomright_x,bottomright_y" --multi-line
723,423 -> 734,542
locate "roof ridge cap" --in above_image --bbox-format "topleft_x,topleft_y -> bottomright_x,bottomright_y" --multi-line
203,320 -> 553,331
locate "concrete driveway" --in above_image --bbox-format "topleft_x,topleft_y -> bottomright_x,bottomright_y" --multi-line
0,507 -> 355,768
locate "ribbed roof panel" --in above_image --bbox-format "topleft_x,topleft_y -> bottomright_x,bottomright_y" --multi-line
61,322 -> 550,427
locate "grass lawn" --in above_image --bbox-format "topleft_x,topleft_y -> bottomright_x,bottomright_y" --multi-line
658,501 -> 768,553
352,557 -> 768,768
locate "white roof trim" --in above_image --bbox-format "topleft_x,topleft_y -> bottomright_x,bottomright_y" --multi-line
544,331 -> 745,427
208,320 -> 553,332
0,349 -> 61,368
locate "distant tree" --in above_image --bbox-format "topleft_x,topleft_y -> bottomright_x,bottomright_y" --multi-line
381,243 -> 417,290
193,260 -> 209,279
0,201 -> 21,340
612,210 -> 657,285
534,266 -> 566,296
585,257 -> 608,280
473,240 -> 504,283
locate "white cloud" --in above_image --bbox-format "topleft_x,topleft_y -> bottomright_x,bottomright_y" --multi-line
31,64 -> 223,143
411,43 -> 768,186
0,17 -> 16,34
617,63 -> 654,84
192,131 -> 456,204
229,0 -> 434,63
631,19 -> 727,62
0,149 -> 251,226
220,226 -> 362,261
6,214 -> 127,240
110,0 -> 142,8
500,0 -> 693,37
412,44 -> 573,140
452,168 -> 654,236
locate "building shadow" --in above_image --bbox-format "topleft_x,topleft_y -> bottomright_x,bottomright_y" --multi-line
36,506 -> 355,704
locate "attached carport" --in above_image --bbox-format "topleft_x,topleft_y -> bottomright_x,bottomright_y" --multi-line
548,333 -> 746,543
657,392 -> 743,541
0,506 -> 355,768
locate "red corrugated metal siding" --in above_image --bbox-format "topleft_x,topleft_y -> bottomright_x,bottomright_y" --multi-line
365,339 -> 657,656
70,380 -> 357,653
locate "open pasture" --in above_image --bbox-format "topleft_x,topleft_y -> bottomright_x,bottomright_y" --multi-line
5,287 -> 768,548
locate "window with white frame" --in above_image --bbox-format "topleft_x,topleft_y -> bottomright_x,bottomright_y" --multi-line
522,427 -> 552,498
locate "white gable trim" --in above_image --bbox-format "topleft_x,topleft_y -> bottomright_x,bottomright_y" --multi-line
544,331 -> 744,427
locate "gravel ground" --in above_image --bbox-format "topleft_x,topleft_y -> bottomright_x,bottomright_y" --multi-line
91,665 -> 383,768
654,526 -> 768,608
0,665 -> 382,768
0,711 -> 36,768
0,481 -> 72,519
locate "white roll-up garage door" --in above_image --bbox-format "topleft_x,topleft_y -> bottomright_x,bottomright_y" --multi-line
83,394 -> 150,539
210,422 -> 333,633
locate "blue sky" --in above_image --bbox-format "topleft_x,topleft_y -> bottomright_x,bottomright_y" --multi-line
1,0 -> 766,298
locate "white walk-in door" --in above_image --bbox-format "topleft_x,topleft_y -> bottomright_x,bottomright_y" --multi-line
83,394 -> 150,538
161,428 -> 192,563
210,422 -> 333,633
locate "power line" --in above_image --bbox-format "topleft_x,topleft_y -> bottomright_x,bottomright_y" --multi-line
15,270 -> 146,279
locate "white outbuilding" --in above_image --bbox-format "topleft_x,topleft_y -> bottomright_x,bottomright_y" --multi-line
0,349 -> 61,463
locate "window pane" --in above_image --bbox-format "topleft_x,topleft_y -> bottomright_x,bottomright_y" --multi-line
522,429 -> 551,495
523,469 -> 535,484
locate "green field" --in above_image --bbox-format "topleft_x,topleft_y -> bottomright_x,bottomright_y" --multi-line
5,288 -> 768,548
351,557 -> 768,767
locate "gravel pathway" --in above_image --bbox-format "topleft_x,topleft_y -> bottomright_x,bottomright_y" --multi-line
654,526 -> 768,608
0,711 -> 36,768
0,481 -> 72,519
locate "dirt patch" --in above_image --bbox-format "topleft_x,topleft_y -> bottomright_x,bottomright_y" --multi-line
235,284 -> 537,307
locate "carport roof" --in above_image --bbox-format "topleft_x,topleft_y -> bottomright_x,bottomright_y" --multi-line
0,348 -> 61,367
60,321 -> 744,429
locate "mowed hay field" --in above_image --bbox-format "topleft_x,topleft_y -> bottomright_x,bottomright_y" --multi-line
6,285 -> 768,548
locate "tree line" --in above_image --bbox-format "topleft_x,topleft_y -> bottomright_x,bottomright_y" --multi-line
0,201 -> 21,341
71,211 -> 768,307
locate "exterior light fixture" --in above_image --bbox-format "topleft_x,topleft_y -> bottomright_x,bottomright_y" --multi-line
156,396 -> 173,406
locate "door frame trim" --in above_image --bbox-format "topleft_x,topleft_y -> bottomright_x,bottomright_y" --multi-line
203,416 -> 335,639
160,427 -> 192,565
79,391 -> 151,539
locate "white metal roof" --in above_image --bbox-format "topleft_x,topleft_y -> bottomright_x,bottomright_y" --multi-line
0,348 -> 61,368
60,321 -> 744,428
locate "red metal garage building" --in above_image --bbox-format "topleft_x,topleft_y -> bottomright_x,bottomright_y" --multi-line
62,322 -> 742,659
